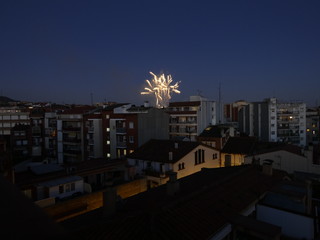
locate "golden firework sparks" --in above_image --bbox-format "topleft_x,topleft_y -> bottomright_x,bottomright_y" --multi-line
141,72 -> 181,108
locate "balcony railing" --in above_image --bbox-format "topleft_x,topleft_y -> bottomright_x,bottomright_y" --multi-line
63,138 -> 81,143
116,141 -> 127,148
116,128 -> 126,134
64,149 -> 81,155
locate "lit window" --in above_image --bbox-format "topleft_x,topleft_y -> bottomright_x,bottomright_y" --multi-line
307,128 -> 310,132
313,130 -> 316,135
106,128 -> 110,132
129,122 -> 134,129
107,153 -> 110,158
106,115 -> 109,119
107,140 -> 110,145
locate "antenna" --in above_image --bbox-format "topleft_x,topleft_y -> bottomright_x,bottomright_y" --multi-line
218,82 -> 222,124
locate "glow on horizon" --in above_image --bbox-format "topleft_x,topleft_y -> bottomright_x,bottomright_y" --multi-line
141,72 -> 181,108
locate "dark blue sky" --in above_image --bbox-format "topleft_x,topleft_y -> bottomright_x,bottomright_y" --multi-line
1,0 -> 320,106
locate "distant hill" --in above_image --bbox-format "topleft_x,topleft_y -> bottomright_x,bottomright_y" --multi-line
0,96 -> 17,106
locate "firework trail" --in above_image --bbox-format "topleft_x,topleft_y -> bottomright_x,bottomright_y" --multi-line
141,72 -> 181,108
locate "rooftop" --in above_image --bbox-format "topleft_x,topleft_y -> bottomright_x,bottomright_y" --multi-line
126,139 -> 204,163
61,165 -> 286,240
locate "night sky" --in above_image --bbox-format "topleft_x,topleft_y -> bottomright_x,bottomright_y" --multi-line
1,0 -> 320,106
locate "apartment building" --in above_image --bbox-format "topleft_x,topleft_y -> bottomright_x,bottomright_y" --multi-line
239,98 -> 306,147
0,106 -> 30,135
306,107 -> 320,145
102,103 -> 169,159
56,106 -> 95,164
167,96 -> 218,141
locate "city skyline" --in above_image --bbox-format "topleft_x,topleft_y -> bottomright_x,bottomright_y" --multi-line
1,0 -> 320,106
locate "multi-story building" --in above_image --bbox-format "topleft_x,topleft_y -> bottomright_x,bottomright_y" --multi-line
239,98 -> 306,147
103,103 -> 169,159
10,123 -> 32,164
29,108 -> 46,161
56,106 -> 95,164
0,106 -> 30,135
167,96 -> 218,141
224,100 -> 248,127
44,111 -> 58,163
306,107 -> 320,145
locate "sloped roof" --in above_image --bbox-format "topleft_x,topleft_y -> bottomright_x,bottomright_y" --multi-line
252,143 -> 304,156
61,165 -> 286,240
198,125 -> 230,138
126,139 -> 203,163
221,137 -> 257,154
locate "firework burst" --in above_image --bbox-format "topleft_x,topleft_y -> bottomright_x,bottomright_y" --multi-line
141,72 -> 181,108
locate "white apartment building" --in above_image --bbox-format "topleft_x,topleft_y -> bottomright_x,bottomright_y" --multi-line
239,98 -> 306,147
168,96 -> 218,141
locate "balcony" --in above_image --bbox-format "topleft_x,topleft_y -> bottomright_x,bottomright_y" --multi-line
116,141 -> 127,148
64,149 -> 82,156
116,128 -> 126,134
63,138 -> 81,143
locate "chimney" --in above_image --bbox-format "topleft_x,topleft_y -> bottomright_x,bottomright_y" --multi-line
103,181 -> 117,217
169,151 -> 173,161
167,171 -> 179,196
262,160 -> 273,176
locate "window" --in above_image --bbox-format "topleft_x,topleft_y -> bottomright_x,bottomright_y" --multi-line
106,115 -> 109,119
107,140 -> 110,145
129,122 -> 134,129
106,128 -> 110,132
59,185 -> 64,194
213,153 -> 218,159
195,149 -> 205,165
66,184 -> 71,192
129,136 -> 134,143
71,183 -> 75,191
178,163 -> 185,170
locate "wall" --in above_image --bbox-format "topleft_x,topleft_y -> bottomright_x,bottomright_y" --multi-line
244,150 -> 308,174
175,145 -> 220,179
137,108 -> 169,147
256,204 -> 314,240
221,153 -> 244,167
48,180 -> 84,199
43,178 -> 147,222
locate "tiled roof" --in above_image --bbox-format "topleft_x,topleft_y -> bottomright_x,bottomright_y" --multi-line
221,137 -> 257,154
126,139 -> 202,163
61,165 -> 286,240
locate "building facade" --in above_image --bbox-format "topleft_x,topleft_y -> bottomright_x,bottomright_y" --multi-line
168,96 -> 217,141
238,98 -> 306,147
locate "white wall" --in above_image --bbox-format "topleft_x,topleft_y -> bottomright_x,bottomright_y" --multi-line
256,204 -> 314,240
48,180 -> 83,199
244,150 -> 308,174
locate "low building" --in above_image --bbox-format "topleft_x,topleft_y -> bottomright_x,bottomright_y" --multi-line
220,137 -> 257,167
127,139 -> 220,188
197,124 -> 236,150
